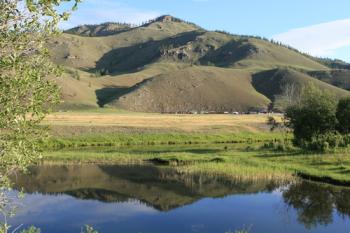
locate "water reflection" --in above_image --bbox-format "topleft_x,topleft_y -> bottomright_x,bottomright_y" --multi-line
283,181 -> 350,229
9,164 -> 350,233
13,164 -> 278,211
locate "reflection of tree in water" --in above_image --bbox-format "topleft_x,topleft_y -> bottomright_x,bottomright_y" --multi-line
334,189 -> 350,218
282,181 -> 350,229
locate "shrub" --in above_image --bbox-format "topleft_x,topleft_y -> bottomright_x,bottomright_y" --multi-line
343,134 -> 350,145
267,116 -> 281,131
73,70 -> 80,80
336,97 -> 350,134
283,85 -> 350,151
300,132 -> 345,152
262,140 -> 292,151
285,85 -> 338,148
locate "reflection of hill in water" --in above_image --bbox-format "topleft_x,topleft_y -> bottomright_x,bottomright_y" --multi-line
13,164 -> 278,211
12,164 -> 350,228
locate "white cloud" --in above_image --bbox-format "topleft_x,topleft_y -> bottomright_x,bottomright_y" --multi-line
273,19 -> 350,58
59,0 -> 161,29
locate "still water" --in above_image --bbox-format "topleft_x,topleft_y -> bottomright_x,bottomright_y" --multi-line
9,164 -> 350,233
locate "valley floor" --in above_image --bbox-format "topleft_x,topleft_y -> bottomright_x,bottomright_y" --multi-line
42,110 -> 350,186
44,110 -> 276,134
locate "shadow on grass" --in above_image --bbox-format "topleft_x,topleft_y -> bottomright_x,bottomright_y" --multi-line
95,86 -> 129,107
339,170 -> 350,174
95,78 -> 153,107
94,30 -> 205,73
309,161 -> 334,166
327,167 -> 347,171
255,150 -> 304,158
104,148 -> 224,155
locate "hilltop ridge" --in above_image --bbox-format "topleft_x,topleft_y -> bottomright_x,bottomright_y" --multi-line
64,15 -> 200,37
65,22 -> 133,37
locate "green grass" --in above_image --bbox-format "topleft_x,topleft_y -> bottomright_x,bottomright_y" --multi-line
42,142 -> 350,185
42,131 -> 285,149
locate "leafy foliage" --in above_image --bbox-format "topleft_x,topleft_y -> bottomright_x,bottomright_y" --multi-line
0,0 -> 79,230
285,86 -> 338,148
336,97 -> 350,134
302,132 -> 345,152
285,85 -> 350,151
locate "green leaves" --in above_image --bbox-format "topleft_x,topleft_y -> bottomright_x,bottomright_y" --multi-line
336,97 -> 350,134
285,85 -> 350,151
0,0 -> 79,228
0,0 -> 80,174
25,0 -> 37,12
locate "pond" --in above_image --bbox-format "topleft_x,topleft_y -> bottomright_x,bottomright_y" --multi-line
8,164 -> 350,233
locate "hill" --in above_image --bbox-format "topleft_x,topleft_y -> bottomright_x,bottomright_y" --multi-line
65,22 -> 133,37
308,69 -> 350,91
48,15 -> 350,112
252,68 -> 350,110
109,66 -> 270,113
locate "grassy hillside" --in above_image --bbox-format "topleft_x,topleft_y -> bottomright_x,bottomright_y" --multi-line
50,17 -> 199,70
252,68 -> 350,109
48,15 -> 350,112
53,63 -> 190,109
308,69 -> 350,91
200,36 -> 328,71
92,30 -> 328,73
110,66 -> 270,112
65,22 -> 132,37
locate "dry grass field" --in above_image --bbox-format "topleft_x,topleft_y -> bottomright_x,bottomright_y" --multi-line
44,112 -> 274,131
43,111 -> 281,134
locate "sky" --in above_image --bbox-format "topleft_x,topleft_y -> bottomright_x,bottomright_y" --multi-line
59,0 -> 350,62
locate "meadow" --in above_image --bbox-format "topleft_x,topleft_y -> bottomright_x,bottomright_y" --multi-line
43,110 -> 276,131
43,111 -> 283,147
42,110 -> 350,186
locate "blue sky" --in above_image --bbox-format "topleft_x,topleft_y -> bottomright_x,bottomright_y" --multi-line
60,0 -> 350,61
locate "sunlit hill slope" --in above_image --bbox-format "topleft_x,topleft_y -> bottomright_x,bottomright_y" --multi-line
49,15 -> 350,112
